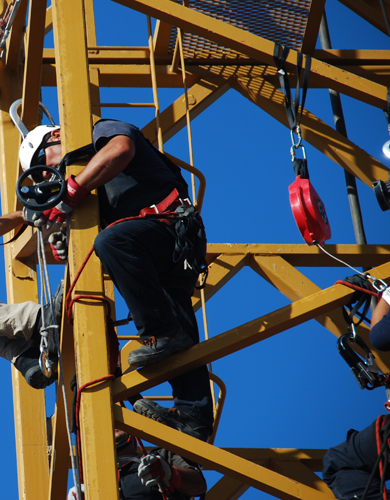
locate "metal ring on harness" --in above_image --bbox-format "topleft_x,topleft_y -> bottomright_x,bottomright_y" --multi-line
16,165 -> 66,211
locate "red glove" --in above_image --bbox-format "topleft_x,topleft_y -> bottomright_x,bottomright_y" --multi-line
48,230 -> 68,262
42,175 -> 89,226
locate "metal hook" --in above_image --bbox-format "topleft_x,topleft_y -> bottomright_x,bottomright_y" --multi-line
9,99 -> 58,139
39,345 -> 52,378
366,274 -> 388,293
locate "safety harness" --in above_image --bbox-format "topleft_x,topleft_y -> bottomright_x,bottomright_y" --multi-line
358,415 -> 390,500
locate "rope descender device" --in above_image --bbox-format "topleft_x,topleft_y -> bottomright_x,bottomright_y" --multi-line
337,331 -> 388,391
16,165 -> 66,214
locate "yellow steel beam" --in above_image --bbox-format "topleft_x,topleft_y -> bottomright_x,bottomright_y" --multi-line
205,475 -> 249,500
337,0 -> 390,35
114,405 -> 335,500
154,18 -> 174,57
192,253 -> 248,311
113,261 -> 390,402
301,0 -> 326,54
112,0 -> 388,109
45,6 -> 53,35
193,243 -> 390,311
21,0 -> 47,132
142,76 -> 231,146
233,76 -> 390,185
250,255 -> 372,344
206,243 -> 390,269
41,62 -> 201,88
0,65 -> 49,500
51,0 -> 118,499
222,447 -> 326,470
48,274 -> 74,500
273,460 -> 333,495
4,0 -> 27,71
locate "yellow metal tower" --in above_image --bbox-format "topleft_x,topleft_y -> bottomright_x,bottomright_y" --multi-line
1,0 -> 390,499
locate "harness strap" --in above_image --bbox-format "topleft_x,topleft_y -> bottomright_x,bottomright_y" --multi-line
0,222 -> 28,245
140,188 -> 191,218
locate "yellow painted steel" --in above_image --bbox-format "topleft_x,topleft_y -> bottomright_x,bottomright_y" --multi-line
2,2 -> 390,500
114,0 -> 388,108
51,0 -> 119,498
0,67 -> 49,500
114,405 -> 334,500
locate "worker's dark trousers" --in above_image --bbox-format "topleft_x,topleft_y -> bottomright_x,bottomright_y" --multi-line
322,418 -> 390,500
94,217 -> 213,429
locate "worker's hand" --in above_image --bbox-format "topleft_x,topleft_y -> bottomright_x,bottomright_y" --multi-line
48,227 -> 68,262
41,175 -> 89,227
66,483 -> 84,500
138,454 -> 182,492
22,207 -> 47,228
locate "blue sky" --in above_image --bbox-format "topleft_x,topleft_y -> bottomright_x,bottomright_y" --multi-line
1,0 -> 390,498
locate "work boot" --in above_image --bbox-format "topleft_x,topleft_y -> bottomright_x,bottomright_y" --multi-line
14,346 -> 58,390
127,327 -> 194,370
133,399 -> 211,442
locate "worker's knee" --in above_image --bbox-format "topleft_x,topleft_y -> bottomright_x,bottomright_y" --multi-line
94,228 -> 117,256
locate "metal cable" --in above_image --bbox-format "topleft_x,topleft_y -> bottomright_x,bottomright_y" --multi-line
36,228 -> 82,500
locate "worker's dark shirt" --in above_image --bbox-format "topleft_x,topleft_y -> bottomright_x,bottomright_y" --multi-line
93,119 -> 189,226
370,310 -> 390,351
118,449 -> 203,500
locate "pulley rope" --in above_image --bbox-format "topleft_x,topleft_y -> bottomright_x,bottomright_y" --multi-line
316,242 -> 388,294
36,228 -> 82,499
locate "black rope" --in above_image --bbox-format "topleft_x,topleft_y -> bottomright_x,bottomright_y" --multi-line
341,274 -> 372,327
0,222 -> 28,245
273,43 -> 311,133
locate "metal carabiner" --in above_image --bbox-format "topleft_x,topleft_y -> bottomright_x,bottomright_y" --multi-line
366,274 -> 388,293
39,345 -> 52,378
290,128 -> 302,150
349,322 -> 357,342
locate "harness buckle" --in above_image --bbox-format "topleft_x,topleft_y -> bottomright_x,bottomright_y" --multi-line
150,204 -> 159,214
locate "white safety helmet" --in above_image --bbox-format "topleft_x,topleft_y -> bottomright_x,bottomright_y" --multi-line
19,124 -> 60,172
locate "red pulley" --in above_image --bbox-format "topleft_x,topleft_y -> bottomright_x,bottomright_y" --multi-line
288,175 -> 331,245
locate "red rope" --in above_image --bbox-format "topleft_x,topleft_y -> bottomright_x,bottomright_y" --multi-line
75,375 -> 115,483
375,415 -> 389,500
334,280 -> 379,299
65,212 -> 177,324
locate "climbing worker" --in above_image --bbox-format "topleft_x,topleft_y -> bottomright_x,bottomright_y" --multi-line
322,415 -> 390,499
0,212 -> 64,388
67,427 -> 207,500
20,118 -> 213,441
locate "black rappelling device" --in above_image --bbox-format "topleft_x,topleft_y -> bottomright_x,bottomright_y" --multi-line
16,165 -> 66,212
15,143 -> 96,222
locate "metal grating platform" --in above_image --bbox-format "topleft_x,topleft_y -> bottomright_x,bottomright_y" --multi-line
169,0 -> 312,60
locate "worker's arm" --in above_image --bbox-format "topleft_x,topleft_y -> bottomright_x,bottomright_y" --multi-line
370,292 -> 390,351
73,135 -> 135,191
0,211 -> 24,237
175,466 -> 207,497
371,296 -> 390,329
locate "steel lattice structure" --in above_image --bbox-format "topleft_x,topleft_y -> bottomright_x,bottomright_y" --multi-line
1,0 -> 390,499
